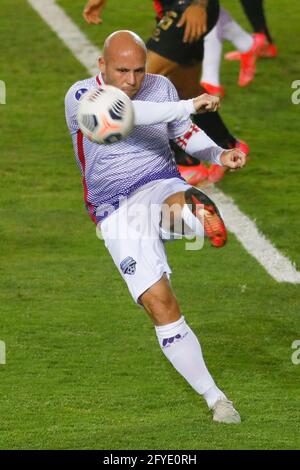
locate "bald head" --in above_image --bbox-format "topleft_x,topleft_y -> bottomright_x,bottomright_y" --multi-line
99,31 -> 147,98
103,30 -> 147,60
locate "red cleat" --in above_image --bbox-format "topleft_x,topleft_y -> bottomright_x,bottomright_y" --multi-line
226,39 -> 277,61
200,81 -> 225,99
238,33 -> 266,87
178,163 -> 209,186
225,33 -> 267,64
239,52 -> 256,87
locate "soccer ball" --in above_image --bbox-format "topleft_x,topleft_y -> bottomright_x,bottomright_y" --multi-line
77,85 -> 134,144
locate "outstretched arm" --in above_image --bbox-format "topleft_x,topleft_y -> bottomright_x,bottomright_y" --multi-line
173,123 -> 247,169
133,94 -> 220,125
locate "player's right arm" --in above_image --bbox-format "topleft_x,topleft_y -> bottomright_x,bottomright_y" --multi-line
83,0 -> 106,24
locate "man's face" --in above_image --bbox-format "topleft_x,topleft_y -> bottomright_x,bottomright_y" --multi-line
99,48 -> 146,98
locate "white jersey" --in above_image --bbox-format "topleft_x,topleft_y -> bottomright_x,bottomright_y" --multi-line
65,73 -> 191,223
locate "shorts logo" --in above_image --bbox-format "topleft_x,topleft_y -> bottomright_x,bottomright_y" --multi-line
120,256 -> 137,275
162,334 -> 182,348
75,88 -> 88,101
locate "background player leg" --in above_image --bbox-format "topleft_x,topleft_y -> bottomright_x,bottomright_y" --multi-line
226,0 -> 277,59
240,0 -> 274,45
202,7 -> 264,90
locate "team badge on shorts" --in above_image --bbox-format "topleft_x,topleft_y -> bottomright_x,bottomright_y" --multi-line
120,256 -> 137,275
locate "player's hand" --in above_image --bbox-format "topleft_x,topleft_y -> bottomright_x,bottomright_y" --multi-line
177,5 -> 207,43
83,0 -> 106,24
220,149 -> 247,169
193,93 -> 220,113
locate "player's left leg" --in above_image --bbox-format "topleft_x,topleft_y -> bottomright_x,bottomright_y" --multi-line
140,275 -> 241,423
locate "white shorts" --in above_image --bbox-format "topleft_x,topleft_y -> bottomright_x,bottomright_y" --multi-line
100,178 -> 190,303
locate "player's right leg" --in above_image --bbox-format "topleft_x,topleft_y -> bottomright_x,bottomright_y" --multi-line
162,187 -> 227,248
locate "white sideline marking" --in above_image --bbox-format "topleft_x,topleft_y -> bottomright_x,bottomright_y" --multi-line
206,186 -> 300,284
28,0 -> 100,75
27,0 -> 300,284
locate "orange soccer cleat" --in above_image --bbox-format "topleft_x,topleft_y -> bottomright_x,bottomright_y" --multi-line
189,192 -> 227,248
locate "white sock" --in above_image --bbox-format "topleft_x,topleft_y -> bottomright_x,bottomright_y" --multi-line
220,7 -> 253,52
201,25 -> 223,86
155,316 -> 226,408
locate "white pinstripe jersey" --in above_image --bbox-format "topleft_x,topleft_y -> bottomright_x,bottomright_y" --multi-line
65,73 -> 190,222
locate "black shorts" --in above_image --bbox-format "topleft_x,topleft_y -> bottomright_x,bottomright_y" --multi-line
147,0 -> 220,66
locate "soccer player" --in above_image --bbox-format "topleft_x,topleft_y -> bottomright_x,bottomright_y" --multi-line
82,0 -> 249,184
65,30 -> 245,423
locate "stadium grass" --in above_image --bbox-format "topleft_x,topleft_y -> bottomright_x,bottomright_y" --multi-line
0,0 -> 299,450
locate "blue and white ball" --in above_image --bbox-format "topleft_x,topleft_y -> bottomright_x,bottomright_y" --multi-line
77,85 -> 134,144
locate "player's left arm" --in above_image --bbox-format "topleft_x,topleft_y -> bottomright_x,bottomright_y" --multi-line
83,0 -> 106,24
166,79 -> 246,169
176,0 -> 208,43
172,123 -> 247,169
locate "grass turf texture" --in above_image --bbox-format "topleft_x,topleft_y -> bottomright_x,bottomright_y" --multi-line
0,0 -> 299,450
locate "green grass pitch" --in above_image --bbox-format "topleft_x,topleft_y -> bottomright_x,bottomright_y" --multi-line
0,0 -> 299,449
